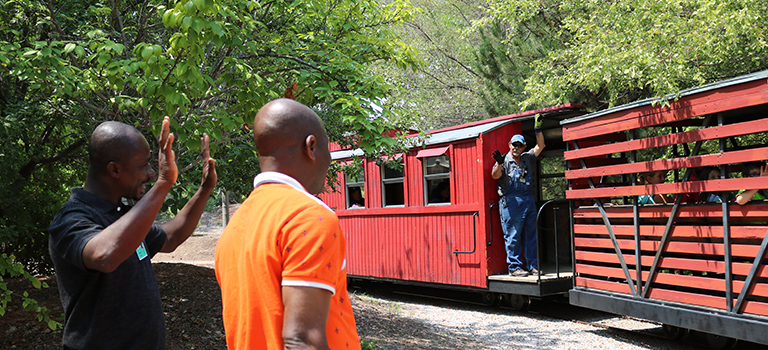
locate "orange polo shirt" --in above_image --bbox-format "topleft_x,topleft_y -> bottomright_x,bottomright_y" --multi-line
215,173 -> 360,350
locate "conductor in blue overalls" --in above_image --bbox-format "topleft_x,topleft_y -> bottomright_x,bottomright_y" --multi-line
491,114 -> 545,277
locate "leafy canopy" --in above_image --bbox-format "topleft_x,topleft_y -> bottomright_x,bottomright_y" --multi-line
481,0 -> 768,109
1,0 -> 420,327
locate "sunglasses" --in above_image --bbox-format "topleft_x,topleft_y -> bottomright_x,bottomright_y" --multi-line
748,172 -> 761,178
511,142 -> 525,148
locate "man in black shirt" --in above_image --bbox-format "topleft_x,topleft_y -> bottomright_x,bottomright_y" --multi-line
48,117 -> 216,349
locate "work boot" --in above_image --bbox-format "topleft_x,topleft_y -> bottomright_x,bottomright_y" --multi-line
509,268 -> 528,277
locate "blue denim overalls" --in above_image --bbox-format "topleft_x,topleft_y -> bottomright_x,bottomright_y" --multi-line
498,152 -> 538,273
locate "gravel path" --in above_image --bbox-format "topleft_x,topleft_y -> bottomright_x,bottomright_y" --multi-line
351,288 -> 700,350
153,205 -> 753,350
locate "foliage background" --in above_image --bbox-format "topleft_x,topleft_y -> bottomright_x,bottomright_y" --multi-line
4,0 -> 768,332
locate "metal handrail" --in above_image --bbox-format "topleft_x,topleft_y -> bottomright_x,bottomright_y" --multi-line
535,199 -> 568,280
454,211 -> 479,255
487,203 -> 498,246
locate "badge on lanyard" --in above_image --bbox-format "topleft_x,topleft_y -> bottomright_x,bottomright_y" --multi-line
136,241 -> 148,261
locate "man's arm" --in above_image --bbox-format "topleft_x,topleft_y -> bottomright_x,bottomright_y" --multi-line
82,117 -> 178,273
735,164 -> 768,205
491,163 -> 503,179
282,286 -> 332,350
735,189 -> 759,205
160,133 -> 217,252
491,150 -> 504,179
533,130 -> 546,157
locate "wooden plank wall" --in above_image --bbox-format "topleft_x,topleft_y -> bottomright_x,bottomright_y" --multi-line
340,211 -> 486,287
573,205 -> 768,317
565,76 -> 768,318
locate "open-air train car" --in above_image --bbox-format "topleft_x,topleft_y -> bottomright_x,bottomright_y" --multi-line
319,104 -> 586,305
563,70 -> 768,347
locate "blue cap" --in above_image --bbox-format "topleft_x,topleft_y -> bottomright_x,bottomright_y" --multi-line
510,134 -> 526,144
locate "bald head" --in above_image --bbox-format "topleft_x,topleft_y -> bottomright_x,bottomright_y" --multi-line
253,99 -> 327,157
253,99 -> 331,193
89,121 -> 148,172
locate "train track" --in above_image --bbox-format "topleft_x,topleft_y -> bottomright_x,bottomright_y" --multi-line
352,280 -> 766,350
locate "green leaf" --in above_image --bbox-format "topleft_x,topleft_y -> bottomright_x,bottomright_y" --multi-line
191,18 -> 204,34
63,43 -> 76,54
141,47 -> 153,60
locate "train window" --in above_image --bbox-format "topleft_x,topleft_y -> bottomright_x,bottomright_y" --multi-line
345,163 -> 365,209
382,160 -> 405,206
424,155 -> 450,204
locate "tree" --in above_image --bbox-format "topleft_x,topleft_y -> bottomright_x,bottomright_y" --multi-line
482,0 -> 768,110
472,11 -> 567,116
371,0 -> 490,130
1,0 -> 420,326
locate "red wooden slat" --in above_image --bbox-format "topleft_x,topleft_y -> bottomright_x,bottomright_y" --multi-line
567,177 -> 768,198
572,204 -> 768,218
575,277 -> 632,294
568,157 -> 627,168
646,288 -> 729,310
573,224 -> 768,240
565,119 -> 768,160
575,264 -> 768,298
566,147 -> 768,180
574,250 -> 768,277
574,237 -> 762,258
577,277 -> 768,316
562,79 -> 768,140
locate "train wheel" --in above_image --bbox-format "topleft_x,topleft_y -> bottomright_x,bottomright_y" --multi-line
705,333 -> 738,350
661,324 -> 690,341
480,292 -> 502,307
507,294 -> 530,311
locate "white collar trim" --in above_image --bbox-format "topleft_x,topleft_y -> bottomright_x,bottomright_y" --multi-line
253,172 -> 332,211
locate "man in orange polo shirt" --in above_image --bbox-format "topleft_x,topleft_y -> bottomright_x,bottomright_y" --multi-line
215,98 -> 360,350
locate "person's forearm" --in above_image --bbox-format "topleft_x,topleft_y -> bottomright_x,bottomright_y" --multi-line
736,189 -> 758,205
533,132 -> 546,156
491,163 -> 502,179
83,180 -> 174,272
160,185 -> 215,252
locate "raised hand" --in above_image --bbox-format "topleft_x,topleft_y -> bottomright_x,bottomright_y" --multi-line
534,113 -> 543,130
492,149 -> 505,165
200,133 -> 217,190
157,116 -> 178,185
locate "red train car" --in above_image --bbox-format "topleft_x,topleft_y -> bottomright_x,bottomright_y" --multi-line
563,70 -> 768,347
319,104 -> 586,306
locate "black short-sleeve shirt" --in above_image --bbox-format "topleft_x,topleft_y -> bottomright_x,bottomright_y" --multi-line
48,188 -> 167,350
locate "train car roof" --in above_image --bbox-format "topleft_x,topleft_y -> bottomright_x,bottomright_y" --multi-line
560,69 -> 768,126
332,103 -> 587,160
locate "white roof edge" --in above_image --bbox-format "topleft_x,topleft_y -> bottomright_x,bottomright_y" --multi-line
330,119 -> 515,160
561,70 -> 768,125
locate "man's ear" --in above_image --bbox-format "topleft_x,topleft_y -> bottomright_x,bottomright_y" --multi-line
304,134 -> 317,161
106,161 -> 120,179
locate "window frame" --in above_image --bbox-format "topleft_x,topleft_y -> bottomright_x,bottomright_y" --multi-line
381,156 -> 405,207
344,162 -> 366,209
423,154 -> 451,205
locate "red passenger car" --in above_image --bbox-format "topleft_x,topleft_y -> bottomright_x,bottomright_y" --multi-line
319,104 -> 586,307
563,70 -> 768,347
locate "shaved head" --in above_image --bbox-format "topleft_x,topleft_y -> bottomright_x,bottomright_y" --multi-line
89,121 -> 148,171
253,99 -> 327,157
253,99 -> 331,193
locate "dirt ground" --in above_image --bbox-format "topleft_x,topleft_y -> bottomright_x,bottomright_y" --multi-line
1,204 -> 470,350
